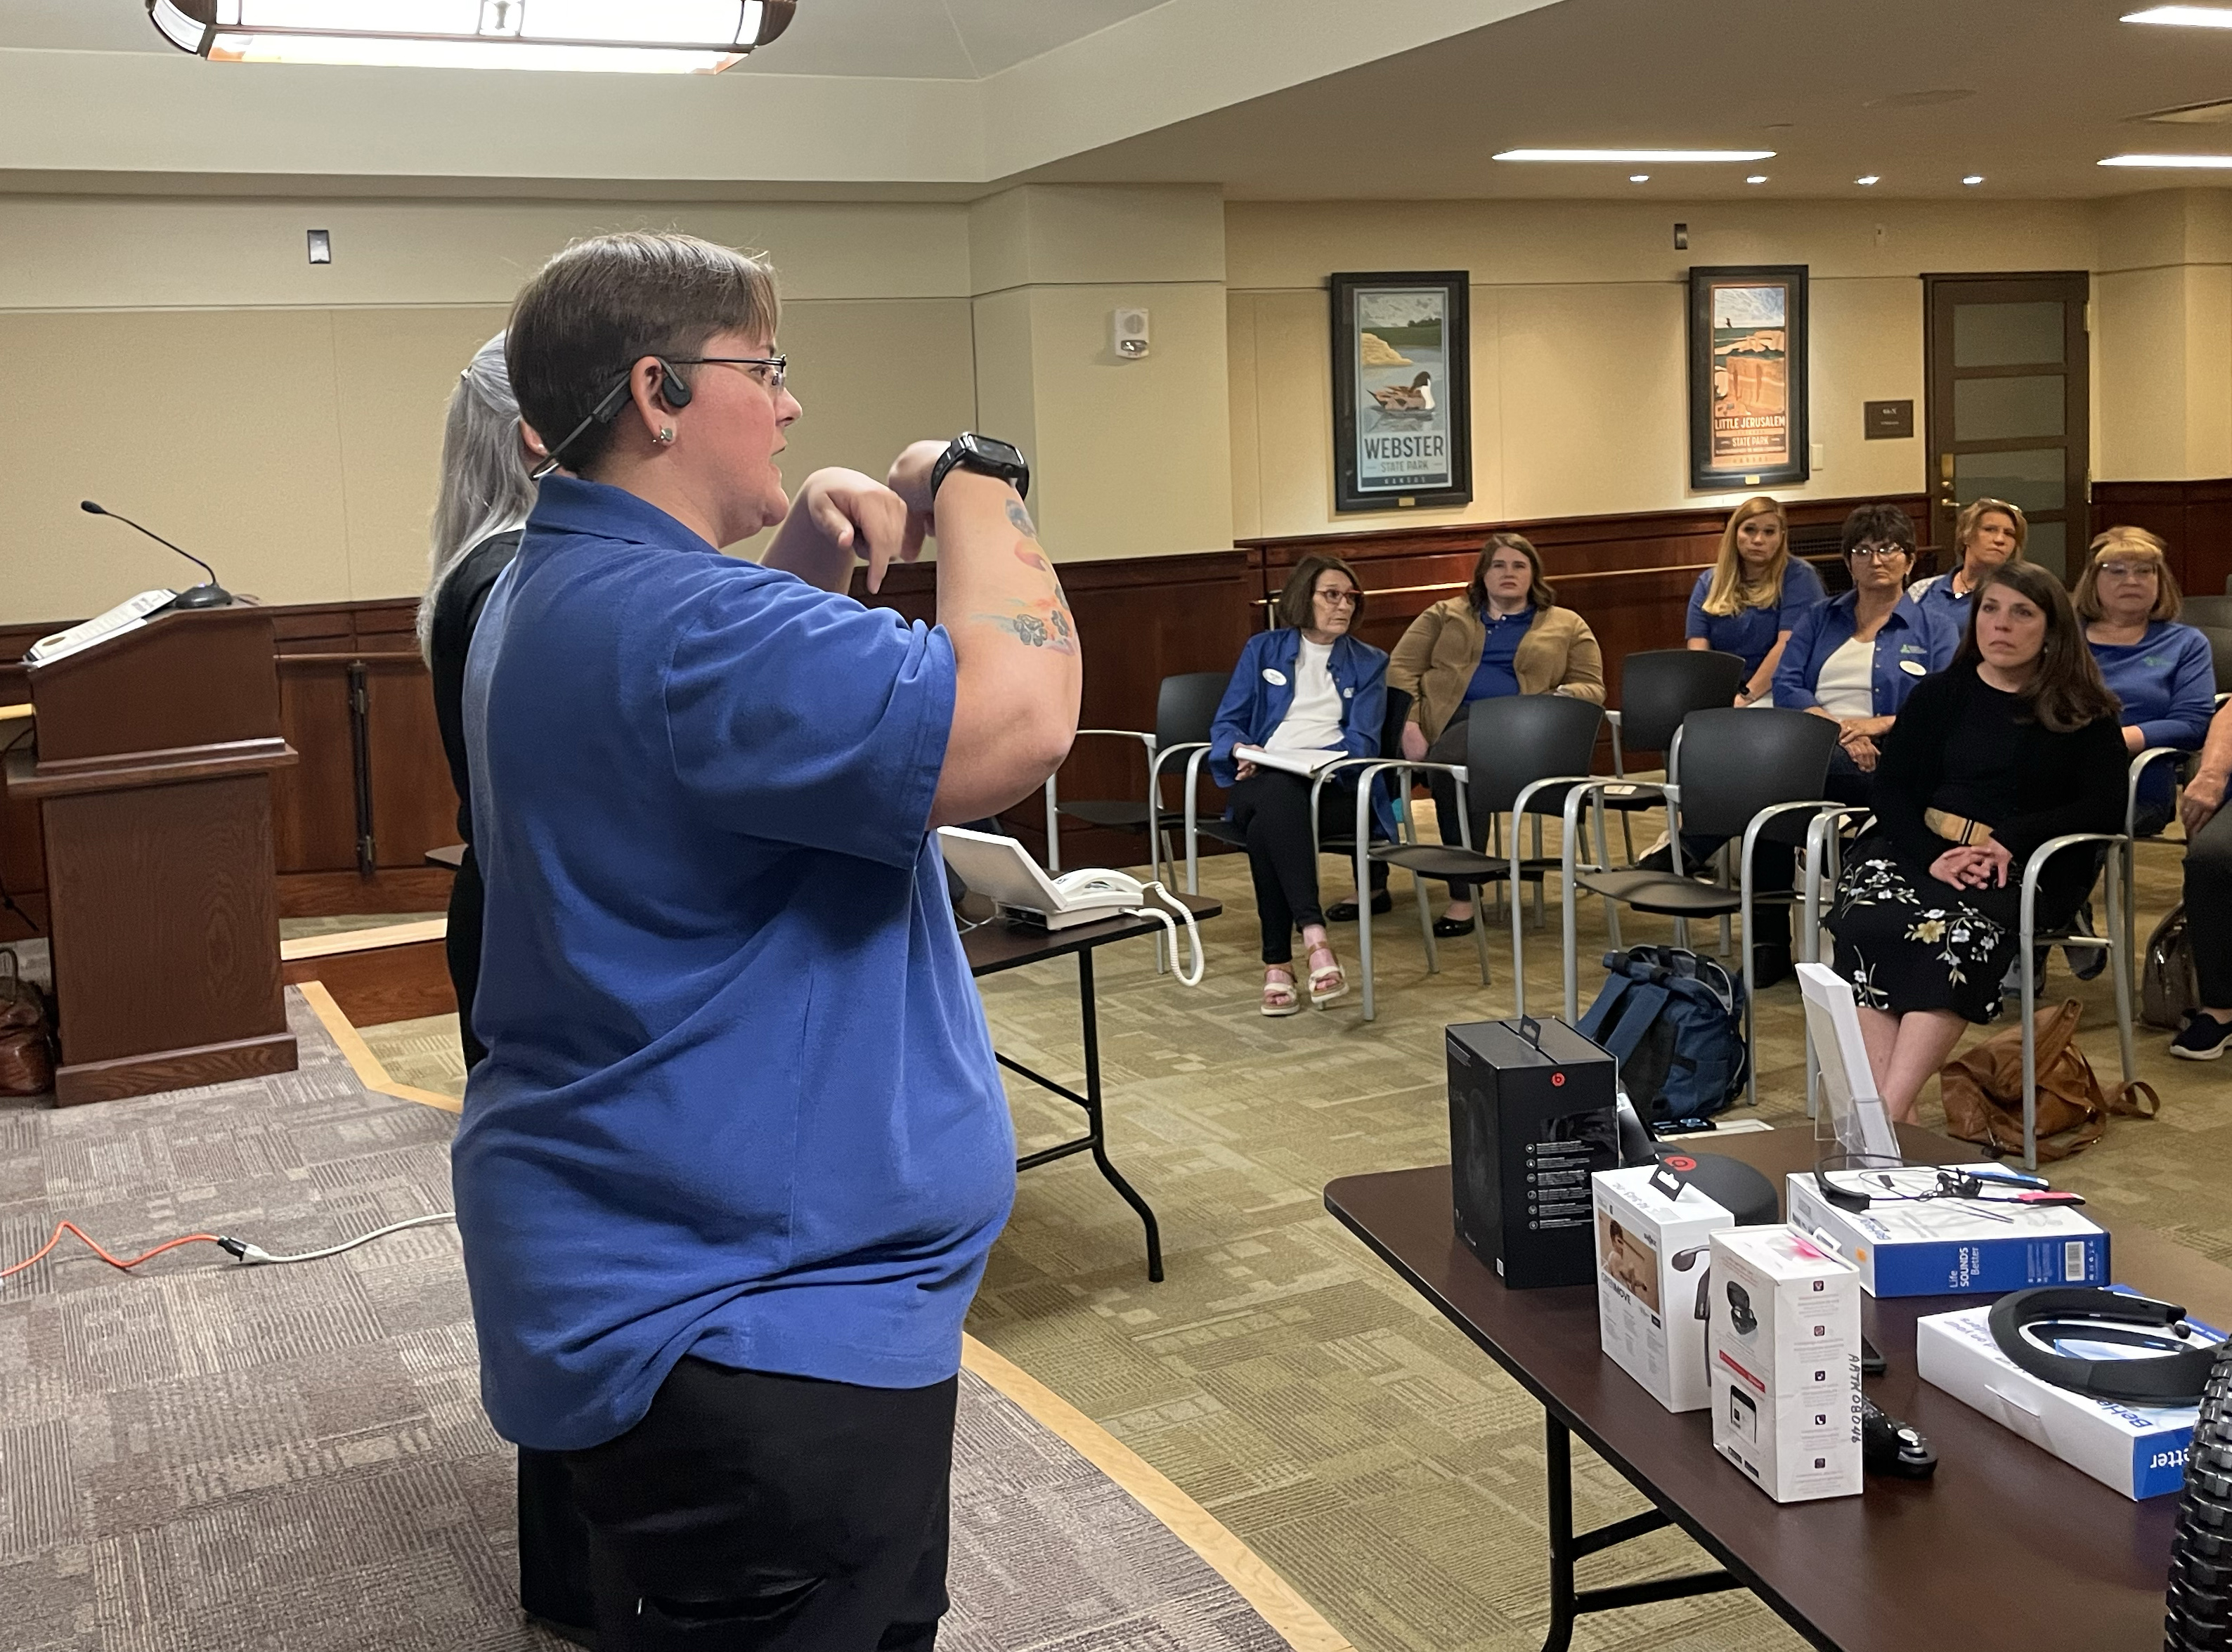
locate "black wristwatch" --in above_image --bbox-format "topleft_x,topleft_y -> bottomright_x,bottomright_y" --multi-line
930,431 -> 1030,502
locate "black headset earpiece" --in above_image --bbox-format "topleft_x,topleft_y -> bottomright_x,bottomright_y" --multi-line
655,358 -> 693,410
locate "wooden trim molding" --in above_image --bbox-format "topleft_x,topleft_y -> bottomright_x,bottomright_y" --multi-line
2091,479 -> 2232,599
296,980 -> 461,1114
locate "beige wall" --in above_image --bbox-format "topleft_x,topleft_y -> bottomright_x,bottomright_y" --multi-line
2094,190 -> 2232,482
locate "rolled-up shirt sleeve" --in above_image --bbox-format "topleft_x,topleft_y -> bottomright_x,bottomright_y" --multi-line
661,575 -> 955,869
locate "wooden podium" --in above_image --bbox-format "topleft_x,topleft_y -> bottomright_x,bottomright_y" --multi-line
4,608 -> 299,1103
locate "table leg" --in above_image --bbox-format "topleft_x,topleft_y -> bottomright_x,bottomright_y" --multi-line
1537,1412 -> 1742,1652
1077,950 -> 1164,1283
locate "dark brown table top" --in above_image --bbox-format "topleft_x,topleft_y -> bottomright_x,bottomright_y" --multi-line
1325,1124 -> 2232,1652
960,895 -> 1221,978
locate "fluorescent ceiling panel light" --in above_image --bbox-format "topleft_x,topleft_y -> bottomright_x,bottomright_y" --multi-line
2099,152 -> 2232,166
1745,174 -> 1768,184
1855,175 -> 1881,185
1492,148 -> 1775,163
2122,5 -> 2232,25
145,0 -> 794,72
1628,174 -> 1649,183
1962,174 -> 1985,185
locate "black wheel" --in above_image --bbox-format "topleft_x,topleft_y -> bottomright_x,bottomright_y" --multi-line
2169,1344 -> 2232,1651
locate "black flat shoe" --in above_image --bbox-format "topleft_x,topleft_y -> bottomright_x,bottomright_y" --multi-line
1325,892 -> 1394,922
1749,946 -> 1795,989
1433,913 -> 1477,937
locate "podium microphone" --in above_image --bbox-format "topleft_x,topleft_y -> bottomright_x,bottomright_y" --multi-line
79,500 -> 233,609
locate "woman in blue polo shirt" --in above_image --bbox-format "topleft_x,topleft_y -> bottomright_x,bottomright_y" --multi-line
461,231 -> 1081,1652
1209,554 -> 1389,1014
1685,495 -> 1827,705
2077,527 -> 2217,833
1774,502 -> 1955,806
1907,497 -> 2025,634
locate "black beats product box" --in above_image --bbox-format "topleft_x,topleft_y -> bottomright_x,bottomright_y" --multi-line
1447,1017 -> 1619,1288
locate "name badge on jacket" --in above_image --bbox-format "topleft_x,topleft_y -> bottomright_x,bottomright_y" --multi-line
1262,668 -> 1287,686
1900,660 -> 1927,676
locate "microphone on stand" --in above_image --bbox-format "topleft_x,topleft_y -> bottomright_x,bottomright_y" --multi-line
79,500 -> 233,609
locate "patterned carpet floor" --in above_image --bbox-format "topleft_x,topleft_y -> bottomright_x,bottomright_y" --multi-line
0,994 -> 1337,1652
356,828 -> 2228,1652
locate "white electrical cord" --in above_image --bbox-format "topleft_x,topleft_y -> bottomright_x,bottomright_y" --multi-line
1129,881 -> 1205,987
219,1211 -> 457,1266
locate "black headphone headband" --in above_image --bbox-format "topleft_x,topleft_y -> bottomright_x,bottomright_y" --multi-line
1987,1287 -> 2219,1405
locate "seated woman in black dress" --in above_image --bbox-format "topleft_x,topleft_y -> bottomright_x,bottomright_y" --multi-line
1826,561 -> 2125,1124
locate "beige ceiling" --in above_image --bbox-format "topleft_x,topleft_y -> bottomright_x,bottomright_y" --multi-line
6,0 -> 2232,199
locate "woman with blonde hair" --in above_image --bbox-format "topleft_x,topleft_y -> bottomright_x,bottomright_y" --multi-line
1685,495 -> 1827,705
1909,497 -> 2025,630
2077,526 -> 2216,833
1388,532 -> 1604,934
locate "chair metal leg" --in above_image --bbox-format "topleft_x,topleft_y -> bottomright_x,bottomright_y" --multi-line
2020,892 -> 2040,1172
1594,798 -> 1623,954
1416,865 -> 1441,974
1741,852 -> 1758,1112
1044,775 -> 1061,873
1357,787 -> 1377,1023
2109,843 -> 2137,1085
1561,796 -> 1583,1023
1511,816 -> 1529,1017
1531,815 -> 1546,930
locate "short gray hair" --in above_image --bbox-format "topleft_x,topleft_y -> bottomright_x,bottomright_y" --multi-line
417,332 -> 536,660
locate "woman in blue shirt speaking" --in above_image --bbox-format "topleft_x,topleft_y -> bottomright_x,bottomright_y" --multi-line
460,231 -> 1080,1652
1774,503 -> 1955,806
1684,495 -> 1826,705
2076,527 -> 2219,835
1208,555 -> 1389,1014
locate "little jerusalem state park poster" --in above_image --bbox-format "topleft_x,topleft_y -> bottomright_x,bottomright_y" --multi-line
1331,271 -> 1472,512
1687,265 -> 1809,490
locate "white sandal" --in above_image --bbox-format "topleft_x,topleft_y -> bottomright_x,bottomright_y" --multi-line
1261,966 -> 1302,1017
1306,943 -> 1348,1009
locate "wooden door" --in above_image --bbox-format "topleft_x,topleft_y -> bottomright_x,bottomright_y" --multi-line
1923,273 -> 2090,581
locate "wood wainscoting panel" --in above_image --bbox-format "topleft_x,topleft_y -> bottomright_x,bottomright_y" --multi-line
2091,479 -> 2232,599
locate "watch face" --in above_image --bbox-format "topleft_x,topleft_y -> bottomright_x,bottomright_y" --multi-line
962,434 -> 1024,469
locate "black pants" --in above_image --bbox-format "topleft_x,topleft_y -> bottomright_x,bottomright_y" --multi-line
2188,799 -> 2232,1008
1668,833 -> 1798,953
554,1359 -> 956,1652
1822,745 -> 1876,809
446,845 -> 489,1071
1228,771 -> 1384,963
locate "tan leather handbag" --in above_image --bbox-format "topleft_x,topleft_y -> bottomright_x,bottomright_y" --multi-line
1938,999 -> 2158,1162
0,949 -> 53,1097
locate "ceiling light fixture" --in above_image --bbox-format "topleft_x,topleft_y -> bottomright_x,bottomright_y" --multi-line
2122,4 -> 2232,25
1629,174 -> 1650,183
1746,174 -> 1768,184
1962,174 -> 1985,185
2100,152 -> 2232,167
145,0 -> 796,73
1493,148 -> 1776,163
1855,175 -> 1881,186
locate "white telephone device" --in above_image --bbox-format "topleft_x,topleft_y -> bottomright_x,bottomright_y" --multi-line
936,828 -> 1205,986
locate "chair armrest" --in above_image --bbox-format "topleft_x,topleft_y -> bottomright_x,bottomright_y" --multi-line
2127,746 -> 2187,832
1075,729 -> 1157,750
2018,832 -> 2121,914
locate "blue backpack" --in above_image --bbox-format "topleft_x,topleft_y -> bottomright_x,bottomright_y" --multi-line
1577,945 -> 1748,1125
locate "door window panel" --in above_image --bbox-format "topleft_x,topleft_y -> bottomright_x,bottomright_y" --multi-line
2022,520 -> 2068,582
1954,301 -> 2065,368
1954,448 -> 2065,514
1953,375 -> 2066,442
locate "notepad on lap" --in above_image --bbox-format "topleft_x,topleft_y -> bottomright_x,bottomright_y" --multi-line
1233,744 -> 1342,778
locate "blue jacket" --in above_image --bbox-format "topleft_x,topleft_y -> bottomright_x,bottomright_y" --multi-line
1773,590 -> 1953,717
1210,628 -> 1393,832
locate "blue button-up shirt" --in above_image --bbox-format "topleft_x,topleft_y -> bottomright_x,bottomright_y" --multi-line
1684,558 -> 1828,676
1772,589 -> 1954,717
456,476 -> 1013,1451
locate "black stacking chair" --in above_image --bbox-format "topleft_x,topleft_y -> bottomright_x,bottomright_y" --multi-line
1555,708 -> 1839,1107
1348,694 -> 1605,1021
1599,649 -> 1748,863
1304,684 -> 1414,887
2197,625 -> 2232,697
1044,670 -> 1228,882
2183,593 -> 2232,630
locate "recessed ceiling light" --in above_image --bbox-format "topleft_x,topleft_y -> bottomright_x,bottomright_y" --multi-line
1855,175 -> 1881,186
2123,5 -> 2232,25
2101,152 -> 2232,166
1493,148 -> 1777,163
1962,174 -> 1985,186
1630,174 -> 1650,183
145,0 -> 796,72
1746,174 -> 1768,184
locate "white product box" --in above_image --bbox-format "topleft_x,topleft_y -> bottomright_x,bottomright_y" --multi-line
1786,1171 -> 2108,1299
1591,1166 -> 1736,1413
1916,1294 -> 2219,1500
1707,1226 -> 1862,1503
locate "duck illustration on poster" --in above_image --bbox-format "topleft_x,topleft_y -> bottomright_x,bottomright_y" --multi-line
1354,288 -> 1453,493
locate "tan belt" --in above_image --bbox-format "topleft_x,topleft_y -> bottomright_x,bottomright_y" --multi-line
1924,808 -> 1995,846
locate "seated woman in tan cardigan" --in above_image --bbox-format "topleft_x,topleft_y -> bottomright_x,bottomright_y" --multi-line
1386,533 -> 1605,935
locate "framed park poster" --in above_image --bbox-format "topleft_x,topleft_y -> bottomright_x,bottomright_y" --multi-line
1687,265 -> 1810,491
1330,271 -> 1472,513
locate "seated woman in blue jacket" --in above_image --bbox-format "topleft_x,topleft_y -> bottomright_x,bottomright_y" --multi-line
1685,495 -> 1827,705
1773,502 -> 1957,806
1209,555 -> 1389,1015
2077,526 -> 2219,835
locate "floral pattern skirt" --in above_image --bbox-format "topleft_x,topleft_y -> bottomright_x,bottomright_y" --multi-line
1826,833 -> 2025,1025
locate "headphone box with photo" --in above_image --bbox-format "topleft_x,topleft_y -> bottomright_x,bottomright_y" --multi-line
1591,1165 -> 1735,1413
1447,1017 -> 1618,1289
1708,1226 -> 1863,1503
1786,1171 -> 2108,1298
1915,1295 -> 2221,1500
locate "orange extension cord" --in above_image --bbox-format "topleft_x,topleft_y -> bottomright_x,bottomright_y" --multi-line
0,1221 -> 221,1282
